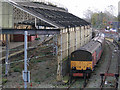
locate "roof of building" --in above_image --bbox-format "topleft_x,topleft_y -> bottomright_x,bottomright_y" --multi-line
7,1 -> 90,28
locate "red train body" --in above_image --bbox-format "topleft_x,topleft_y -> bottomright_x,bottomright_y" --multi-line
70,34 -> 105,78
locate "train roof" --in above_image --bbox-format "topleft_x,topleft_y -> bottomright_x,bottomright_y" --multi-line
93,35 -> 104,44
72,35 -> 104,55
80,40 -> 101,54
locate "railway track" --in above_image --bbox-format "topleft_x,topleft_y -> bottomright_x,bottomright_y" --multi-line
100,40 -> 119,90
66,40 -> 119,90
2,36 -> 57,88
66,76 -> 89,89
67,40 -> 119,89
67,78 -> 78,90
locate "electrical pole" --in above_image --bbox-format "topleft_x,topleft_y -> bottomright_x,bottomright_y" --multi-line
23,31 -> 30,89
5,34 -> 9,76
24,31 -> 28,89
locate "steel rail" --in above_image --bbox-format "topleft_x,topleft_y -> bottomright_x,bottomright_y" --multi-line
67,76 -> 89,90
100,41 -> 112,89
100,40 -> 119,90
113,41 -> 119,89
66,79 -> 77,90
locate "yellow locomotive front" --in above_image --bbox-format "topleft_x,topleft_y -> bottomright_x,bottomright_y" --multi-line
71,61 -> 92,71
70,50 -> 93,77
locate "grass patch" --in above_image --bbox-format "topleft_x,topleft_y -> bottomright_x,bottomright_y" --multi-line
30,58 -> 37,63
35,38 -> 40,40
62,57 -> 68,62
37,59 -> 42,62
2,78 -> 8,84
30,58 -> 42,63
34,78 -> 41,84
63,75 -> 69,83
13,67 -> 21,72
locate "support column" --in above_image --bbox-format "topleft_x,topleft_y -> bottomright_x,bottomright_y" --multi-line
60,33 -> 62,80
53,34 -> 58,56
35,18 -> 37,29
84,26 -> 86,44
57,33 -> 63,81
75,27 -> 77,50
5,34 -> 9,76
53,35 -> 55,56
68,28 -> 70,58
67,28 -> 71,78
80,26 -> 82,46
55,35 -> 58,56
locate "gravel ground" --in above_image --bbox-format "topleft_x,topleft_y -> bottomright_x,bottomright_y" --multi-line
2,36 -> 59,88
3,57 -> 57,88
104,43 -> 118,88
2,37 -> 119,89
118,49 -> 120,89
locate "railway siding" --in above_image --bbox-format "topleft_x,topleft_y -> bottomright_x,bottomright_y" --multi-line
86,40 -> 119,88
103,41 -> 119,88
2,36 -> 57,88
117,42 -> 120,89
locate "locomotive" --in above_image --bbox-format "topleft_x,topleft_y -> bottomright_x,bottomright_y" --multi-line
70,34 -> 105,78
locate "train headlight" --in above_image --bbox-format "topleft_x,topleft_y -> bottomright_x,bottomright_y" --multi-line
87,67 -> 91,70
72,67 -> 76,70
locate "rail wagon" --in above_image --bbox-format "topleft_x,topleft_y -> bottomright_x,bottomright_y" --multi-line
70,34 -> 105,79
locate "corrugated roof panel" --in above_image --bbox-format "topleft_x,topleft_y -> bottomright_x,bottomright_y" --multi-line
10,1 -> 90,28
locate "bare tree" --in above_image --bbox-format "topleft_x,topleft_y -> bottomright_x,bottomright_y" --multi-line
83,9 -> 93,22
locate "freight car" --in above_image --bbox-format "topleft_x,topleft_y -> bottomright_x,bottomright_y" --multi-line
70,34 -> 105,80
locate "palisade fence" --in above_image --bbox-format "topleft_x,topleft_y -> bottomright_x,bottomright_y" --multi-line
56,26 -> 92,81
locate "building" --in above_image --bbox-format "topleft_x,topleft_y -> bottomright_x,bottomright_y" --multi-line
1,0 -> 92,81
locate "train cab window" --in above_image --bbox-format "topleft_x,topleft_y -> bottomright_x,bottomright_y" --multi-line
71,50 -> 92,61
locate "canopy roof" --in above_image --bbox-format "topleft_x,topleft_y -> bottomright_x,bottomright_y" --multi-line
8,1 -> 90,28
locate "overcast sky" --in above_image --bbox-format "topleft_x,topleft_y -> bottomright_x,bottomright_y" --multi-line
48,0 -> 119,18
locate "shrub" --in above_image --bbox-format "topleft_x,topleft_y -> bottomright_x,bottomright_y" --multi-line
13,67 -> 21,72
2,78 -> 7,84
